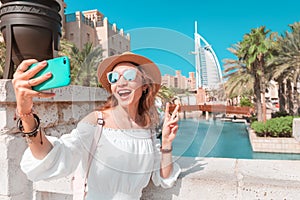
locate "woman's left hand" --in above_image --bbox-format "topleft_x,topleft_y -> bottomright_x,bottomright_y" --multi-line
161,103 -> 180,147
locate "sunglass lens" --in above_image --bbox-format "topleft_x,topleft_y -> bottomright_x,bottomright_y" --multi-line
123,69 -> 137,81
107,72 -> 119,84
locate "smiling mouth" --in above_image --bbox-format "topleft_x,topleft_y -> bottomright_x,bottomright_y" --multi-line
118,90 -> 132,98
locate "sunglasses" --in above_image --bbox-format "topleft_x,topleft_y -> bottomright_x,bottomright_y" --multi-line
107,69 -> 138,84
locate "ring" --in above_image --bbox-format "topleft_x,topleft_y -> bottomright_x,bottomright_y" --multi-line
27,80 -> 32,87
17,67 -> 24,72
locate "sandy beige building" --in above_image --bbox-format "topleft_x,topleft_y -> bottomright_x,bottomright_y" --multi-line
64,9 -> 130,58
162,70 -> 196,91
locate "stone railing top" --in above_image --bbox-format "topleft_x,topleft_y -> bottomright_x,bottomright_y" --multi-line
31,156 -> 300,199
0,79 -> 109,102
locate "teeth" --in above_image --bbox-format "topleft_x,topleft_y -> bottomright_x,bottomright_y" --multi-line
118,90 -> 131,96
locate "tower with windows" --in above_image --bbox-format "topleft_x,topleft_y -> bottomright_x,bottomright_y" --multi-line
193,21 -> 223,90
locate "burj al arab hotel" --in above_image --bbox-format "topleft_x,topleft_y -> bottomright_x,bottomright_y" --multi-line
193,21 -> 223,90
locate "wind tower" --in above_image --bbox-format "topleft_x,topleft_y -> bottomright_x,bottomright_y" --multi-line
193,21 -> 223,90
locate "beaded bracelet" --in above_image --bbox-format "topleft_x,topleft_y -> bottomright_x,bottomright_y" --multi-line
17,114 -> 43,145
160,146 -> 172,154
17,114 -> 40,137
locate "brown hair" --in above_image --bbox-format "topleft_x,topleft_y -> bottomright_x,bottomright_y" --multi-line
97,64 -> 159,128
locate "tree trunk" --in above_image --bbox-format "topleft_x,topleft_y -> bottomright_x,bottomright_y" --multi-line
261,91 -> 267,122
287,79 -> 293,115
259,59 -> 267,122
293,73 -> 300,116
278,77 -> 286,113
254,70 -> 263,121
254,57 -> 266,122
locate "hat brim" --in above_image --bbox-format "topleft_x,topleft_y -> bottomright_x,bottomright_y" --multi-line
97,53 -> 161,94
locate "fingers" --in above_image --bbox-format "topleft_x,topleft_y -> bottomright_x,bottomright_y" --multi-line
14,83 -> 55,98
164,102 -> 170,116
166,117 -> 178,127
164,113 -> 179,128
13,72 -> 52,90
170,125 -> 178,135
27,90 -> 55,99
28,72 -> 52,87
13,59 -> 55,100
14,59 -> 39,77
19,60 -> 48,79
13,59 -> 51,89
170,104 -> 179,119
173,104 -> 180,113
35,91 -> 56,98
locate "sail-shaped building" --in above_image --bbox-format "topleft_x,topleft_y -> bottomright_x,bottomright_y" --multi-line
193,22 -> 223,90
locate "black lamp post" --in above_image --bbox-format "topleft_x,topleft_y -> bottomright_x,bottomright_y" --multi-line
0,0 -> 61,79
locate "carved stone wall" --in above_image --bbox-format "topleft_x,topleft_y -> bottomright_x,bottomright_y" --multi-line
0,80 -> 108,199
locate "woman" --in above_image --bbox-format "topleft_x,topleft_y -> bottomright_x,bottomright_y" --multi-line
13,52 -> 181,199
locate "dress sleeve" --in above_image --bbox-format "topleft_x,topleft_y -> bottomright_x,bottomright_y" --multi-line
20,122 -> 95,182
151,136 -> 181,188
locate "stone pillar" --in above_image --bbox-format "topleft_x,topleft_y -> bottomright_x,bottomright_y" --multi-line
205,111 -> 209,120
293,118 -> 300,142
0,134 -> 32,200
0,80 -> 32,200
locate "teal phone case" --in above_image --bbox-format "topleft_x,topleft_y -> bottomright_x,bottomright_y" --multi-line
29,56 -> 71,91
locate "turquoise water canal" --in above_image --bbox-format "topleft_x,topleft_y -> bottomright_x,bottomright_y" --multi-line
172,119 -> 300,160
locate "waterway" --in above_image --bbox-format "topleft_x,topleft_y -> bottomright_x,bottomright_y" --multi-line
172,119 -> 300,160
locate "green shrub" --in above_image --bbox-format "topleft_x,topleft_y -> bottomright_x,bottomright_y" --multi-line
251,121 -> 267,137
240,96 -> 253,107
251,116 -> 295,137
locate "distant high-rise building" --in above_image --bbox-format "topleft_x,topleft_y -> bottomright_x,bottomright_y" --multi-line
193,21 -> 223,90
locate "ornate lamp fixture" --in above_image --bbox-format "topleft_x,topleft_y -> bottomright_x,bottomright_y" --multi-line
0,0 -> 61,78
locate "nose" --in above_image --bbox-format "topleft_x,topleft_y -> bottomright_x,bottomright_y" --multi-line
116,75 -> 128,86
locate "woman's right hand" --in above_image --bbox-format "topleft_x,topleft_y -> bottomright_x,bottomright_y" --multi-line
12,59 -> 55,114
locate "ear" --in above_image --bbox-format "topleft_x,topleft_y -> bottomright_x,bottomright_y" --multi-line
142,85 -> 148,91
142,85 -> 149,95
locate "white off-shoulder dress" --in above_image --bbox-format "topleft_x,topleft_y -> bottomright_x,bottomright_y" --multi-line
20,120 -> 181,200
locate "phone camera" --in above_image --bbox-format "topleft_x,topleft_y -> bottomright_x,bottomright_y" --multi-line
63,58 -> 66,64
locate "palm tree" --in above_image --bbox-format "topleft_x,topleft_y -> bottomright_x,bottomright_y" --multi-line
157,85 -> 175,105
70,42 -> 104,87
58,38 -> 79,82
237,26 -> 277,122
223,43 -> 254,99
267,22 -> 300,115
58,38 -> 74,58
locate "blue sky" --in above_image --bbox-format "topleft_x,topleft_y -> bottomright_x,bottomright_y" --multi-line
65,0 -> 300,77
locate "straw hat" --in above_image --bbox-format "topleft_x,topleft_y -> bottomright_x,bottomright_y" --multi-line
97,52 -> 161,94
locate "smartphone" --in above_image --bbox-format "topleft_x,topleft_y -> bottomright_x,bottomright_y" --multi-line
28,56 -> 71,91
